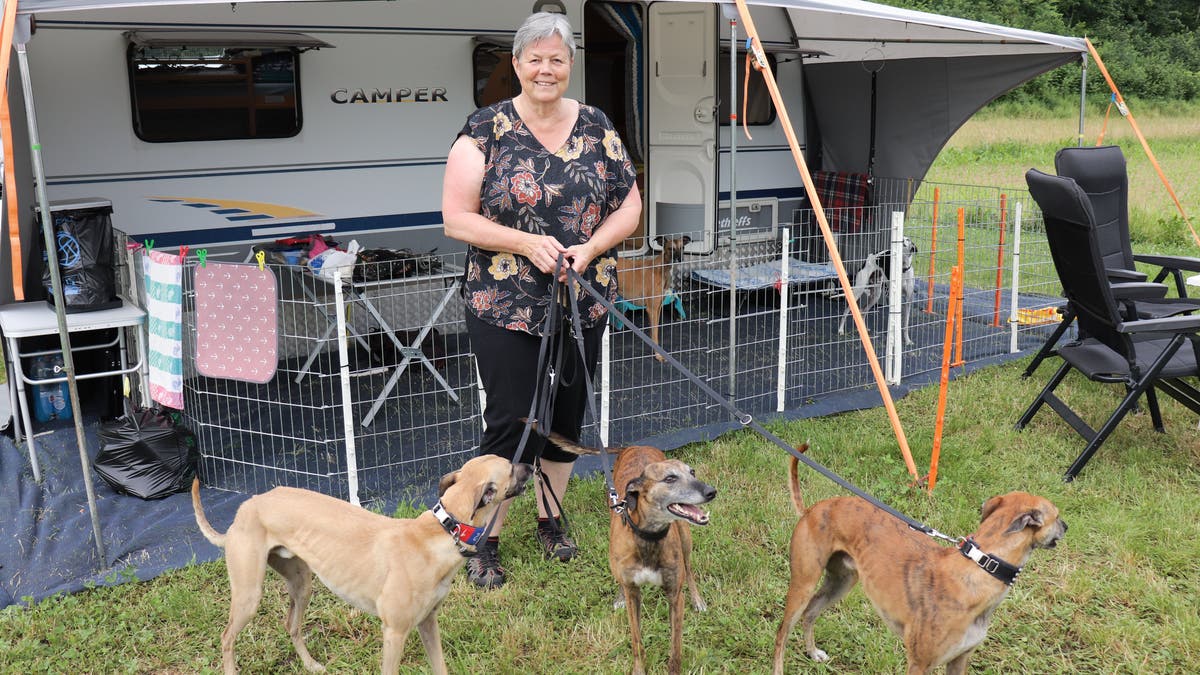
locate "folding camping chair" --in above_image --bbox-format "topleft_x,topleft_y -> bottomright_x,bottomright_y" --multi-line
1019,169 -> 1200,481
1056,145 -> 1200,293
1022,145 -> 1200,377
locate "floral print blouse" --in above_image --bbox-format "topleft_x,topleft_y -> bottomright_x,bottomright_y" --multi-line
457,99 -> 636,336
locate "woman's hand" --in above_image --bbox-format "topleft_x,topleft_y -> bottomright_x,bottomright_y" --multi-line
521,234 -> 571,276
562,242 -> 599,281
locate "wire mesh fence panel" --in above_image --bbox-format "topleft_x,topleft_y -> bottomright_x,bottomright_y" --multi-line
113,179 -> 1066,505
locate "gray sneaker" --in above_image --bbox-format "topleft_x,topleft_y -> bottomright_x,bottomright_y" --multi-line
535,519 -> 577,562
466,539 -> 506,589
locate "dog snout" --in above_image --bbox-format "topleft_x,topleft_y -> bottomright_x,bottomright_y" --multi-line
508,463 -> 535,497
698,482 -> 717,503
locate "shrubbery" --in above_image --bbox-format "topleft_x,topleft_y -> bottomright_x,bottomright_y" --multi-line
884,0 -> 1200,108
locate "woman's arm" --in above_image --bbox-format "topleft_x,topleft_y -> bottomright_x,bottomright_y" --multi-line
441,135 -> 568,274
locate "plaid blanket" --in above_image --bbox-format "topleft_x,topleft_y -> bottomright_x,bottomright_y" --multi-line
812,170 -> 872,233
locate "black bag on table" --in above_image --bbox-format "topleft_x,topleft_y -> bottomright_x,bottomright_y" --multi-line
354,248 -> 442,283
94,407 -> 197,500
38,204 -> 122,313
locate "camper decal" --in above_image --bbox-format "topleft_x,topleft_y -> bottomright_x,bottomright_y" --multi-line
148,197 -> 320,223
330,87 -> 448,104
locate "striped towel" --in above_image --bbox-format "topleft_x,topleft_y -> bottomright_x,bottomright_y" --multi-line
144,250 -> 184,410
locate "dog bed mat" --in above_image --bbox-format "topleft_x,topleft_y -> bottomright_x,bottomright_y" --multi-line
690,258 -> 839,291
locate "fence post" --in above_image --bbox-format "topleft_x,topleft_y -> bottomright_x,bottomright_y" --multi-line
333,266 -> 360,507
1009,201 -> 1023,353
601,327 -> 611,446
953,208 -> 965,367
777,227 -> 790,412
886,212 -> 905,385
992,194 -> 1008,327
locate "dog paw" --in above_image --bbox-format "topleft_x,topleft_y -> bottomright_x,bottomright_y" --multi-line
809,648 -> 830,663
612,593 -> 626,610
654,353 -> 666,363
692,597 -> 707,612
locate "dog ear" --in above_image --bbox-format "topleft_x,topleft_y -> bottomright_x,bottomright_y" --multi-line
623,477 -> 644,513
1005,509 -> 1046,534
477,482 -> 498,508
437,470 -> 460,497
980,494 -> 1004,521
654,235 -> 665,247
682,235 -> 692,245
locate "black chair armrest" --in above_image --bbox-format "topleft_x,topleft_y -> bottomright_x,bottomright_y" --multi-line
1133,253 -> 1200,274
1110,282 -> 1168,301
1106,267 -> 1148,282
1116,314 -> 1200,335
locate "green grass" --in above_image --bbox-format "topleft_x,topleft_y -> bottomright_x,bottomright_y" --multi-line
3,357 -> 1199,673
4,111 -> 1199,673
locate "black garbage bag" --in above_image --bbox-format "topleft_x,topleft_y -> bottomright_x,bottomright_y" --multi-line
94,408 -> 197,500
40,205 -> 122,313
354,248 -> 442,283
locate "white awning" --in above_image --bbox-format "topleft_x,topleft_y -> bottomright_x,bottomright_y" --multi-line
125,29 -> 334,51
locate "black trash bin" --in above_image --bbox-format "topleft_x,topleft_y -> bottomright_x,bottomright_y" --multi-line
31,197 -> 122,313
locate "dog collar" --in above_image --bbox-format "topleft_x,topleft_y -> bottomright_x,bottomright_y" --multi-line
958,537 -> 1021,586
432,501 -> 484,557
619,509 -> 670,542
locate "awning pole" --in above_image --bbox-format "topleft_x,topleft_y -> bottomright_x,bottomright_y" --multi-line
726,12 -> 738,399
1077,52 -> 1088,147
733,0 -> 918,481
16,40 -> 107,564
1,0 -> 23,300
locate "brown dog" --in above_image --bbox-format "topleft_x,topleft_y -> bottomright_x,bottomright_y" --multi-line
616,235 -> 690,362
541,429 -> 716,675
192,456 -> 534,675
773,452 -> 1066,675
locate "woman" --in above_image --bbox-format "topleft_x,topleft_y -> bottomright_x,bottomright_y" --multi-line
442,11 -> 642,589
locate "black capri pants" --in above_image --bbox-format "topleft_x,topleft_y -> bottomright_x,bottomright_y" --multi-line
467,312 -> 605,464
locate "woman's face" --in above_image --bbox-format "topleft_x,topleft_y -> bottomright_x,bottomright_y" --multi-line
512,35 -> 572,106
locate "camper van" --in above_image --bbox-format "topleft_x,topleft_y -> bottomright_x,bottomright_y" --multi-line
2,0 -> 1086,305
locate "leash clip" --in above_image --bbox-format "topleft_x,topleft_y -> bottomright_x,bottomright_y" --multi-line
608,488 -> 625,515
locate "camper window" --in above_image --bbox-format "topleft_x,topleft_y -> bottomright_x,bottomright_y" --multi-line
127,44 -> 302,142
717,48 -> 776,127
474,43 -> 521,107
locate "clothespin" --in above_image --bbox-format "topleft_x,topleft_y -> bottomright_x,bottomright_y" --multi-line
144,239 -> 155,254
197,249 -> 208,268
255,250 -> 266,272
179,245 -> 189,262
125,241 -> 144,253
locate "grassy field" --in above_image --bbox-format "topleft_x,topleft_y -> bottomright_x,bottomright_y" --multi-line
929,102 -> 1200,250
3,109 -> 1200,673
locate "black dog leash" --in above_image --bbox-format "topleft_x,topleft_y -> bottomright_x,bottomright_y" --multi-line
562,267 -> 970,547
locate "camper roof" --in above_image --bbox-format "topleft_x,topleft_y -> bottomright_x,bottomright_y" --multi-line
15,0 -> 1086,59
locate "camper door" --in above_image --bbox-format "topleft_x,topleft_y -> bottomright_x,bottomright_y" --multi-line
647,2 -> 716,254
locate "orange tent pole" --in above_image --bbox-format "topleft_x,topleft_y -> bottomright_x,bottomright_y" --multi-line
1,0 -> 23,300
992,194 -> 1007,327
925,186 -> 940,314
953,208 -> 965,367
1085,38 -> 1199,249
929,265 -> 961,492
733,0 -> 918,480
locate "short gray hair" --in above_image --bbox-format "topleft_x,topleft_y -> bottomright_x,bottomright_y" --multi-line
513,12 -> 576,60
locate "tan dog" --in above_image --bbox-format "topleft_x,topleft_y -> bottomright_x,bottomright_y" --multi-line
541,429 -> 716,675
616,235 -> 690,362
774,452 -> 1066,675
192,456 -> 534,675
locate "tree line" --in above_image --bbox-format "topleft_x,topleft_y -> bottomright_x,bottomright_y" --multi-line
886,0 -> 1200,105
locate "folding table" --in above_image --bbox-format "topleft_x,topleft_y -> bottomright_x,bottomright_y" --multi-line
289,264 -> 462,427
0,300 -> 147,482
